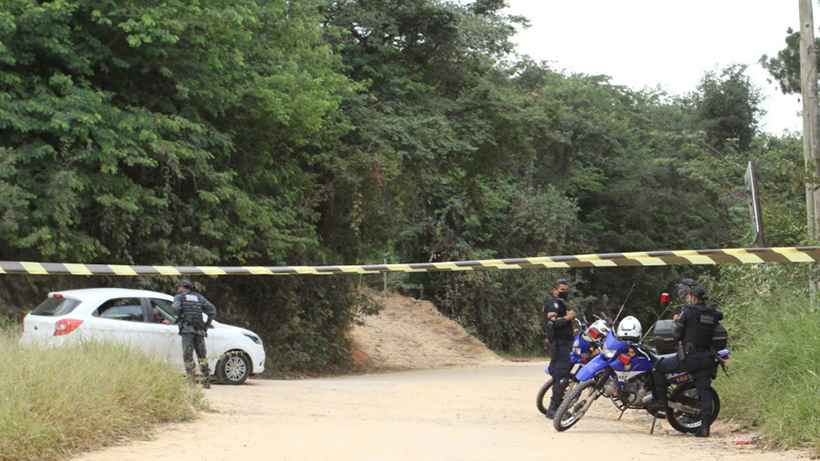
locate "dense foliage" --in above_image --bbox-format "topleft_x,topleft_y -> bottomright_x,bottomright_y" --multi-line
0,0 -> 810,363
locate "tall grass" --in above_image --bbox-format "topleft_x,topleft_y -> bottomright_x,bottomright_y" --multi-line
714,293 -> 820,455
0,326 -> 205,461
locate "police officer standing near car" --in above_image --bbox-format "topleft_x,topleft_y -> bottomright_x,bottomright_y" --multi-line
544,278 -> 575,419
650,279 -> 723,437
173,280 -> 217,389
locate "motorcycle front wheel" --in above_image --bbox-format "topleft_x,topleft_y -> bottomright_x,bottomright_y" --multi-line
536,377 -> 554,415
553,379 -> 600,432
666,384 -> 720,434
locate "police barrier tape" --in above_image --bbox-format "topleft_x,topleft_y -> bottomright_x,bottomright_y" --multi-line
1,247 -> 819,277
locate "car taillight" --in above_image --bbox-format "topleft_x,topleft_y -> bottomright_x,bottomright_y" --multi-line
54,319 -> 83,336
617,354 -> 631,365
51,293 -> 64,300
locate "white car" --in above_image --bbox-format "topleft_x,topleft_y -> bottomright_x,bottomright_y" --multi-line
20,288 -> 265,384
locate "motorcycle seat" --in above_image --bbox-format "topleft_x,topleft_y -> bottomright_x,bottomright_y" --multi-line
653,353 -> 678,367
645,348 -> 677,364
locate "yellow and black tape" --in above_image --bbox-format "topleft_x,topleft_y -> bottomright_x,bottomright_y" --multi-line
1,246 -> 819,277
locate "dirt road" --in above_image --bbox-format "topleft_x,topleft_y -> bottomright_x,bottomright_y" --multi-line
75,362 -> 806,461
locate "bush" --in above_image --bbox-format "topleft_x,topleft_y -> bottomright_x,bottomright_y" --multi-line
0,328 -> 204,461
207,277 -> 366,374
711,270 -> 820,454
420,270 -> 548,354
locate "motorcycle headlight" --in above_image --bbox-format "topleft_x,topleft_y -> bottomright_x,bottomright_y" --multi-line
603,348 -> 616,360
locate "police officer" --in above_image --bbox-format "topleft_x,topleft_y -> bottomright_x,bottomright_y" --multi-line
544,278 -> 575,419
650,279 -> 723,437
173,280 -> 217,388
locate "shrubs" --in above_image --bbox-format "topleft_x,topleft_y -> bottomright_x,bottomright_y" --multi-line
711,268 -> 820,455
424,270 -> 549,354
207,276 -> 366,374
0,329 -> 204,461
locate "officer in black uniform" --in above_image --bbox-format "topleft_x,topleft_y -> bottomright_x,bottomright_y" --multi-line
650,279 -> 723,437
544,278 -> 575,419
173,280 -> 217,388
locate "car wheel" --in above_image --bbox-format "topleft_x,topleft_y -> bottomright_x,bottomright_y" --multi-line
216,350 -> 251,385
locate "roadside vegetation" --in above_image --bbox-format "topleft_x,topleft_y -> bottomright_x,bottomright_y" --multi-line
0,325 -> 204,461
710,266 -> 820,455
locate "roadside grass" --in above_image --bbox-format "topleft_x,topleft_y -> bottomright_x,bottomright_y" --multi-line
0,325 -> 205,461
715,298 -> 820,455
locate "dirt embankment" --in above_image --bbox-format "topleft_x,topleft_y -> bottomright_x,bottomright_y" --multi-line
350,291 -> 501,370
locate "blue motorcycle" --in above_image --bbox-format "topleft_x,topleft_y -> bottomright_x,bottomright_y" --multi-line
552,329 -> 730,434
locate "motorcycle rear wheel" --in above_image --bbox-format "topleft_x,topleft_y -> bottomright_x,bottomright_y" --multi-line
666,383 -> 720,434
553,379 -> 599,432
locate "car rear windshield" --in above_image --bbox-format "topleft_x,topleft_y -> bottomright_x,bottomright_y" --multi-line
30,297 -> 81,316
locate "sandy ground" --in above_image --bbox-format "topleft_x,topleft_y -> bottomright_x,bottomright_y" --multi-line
349,292 -> 500,370
74,362 -> 808,461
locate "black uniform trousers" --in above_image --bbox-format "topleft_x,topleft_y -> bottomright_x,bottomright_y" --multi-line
548,339 -> 573,412
653,352 -> 716,428
181,332 -> 210,377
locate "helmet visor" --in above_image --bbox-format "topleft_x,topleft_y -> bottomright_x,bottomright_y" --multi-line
587,327 -> 602,340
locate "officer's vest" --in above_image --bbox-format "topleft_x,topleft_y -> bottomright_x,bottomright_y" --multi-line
179,292 -> 206,330
682,304 -> 720,352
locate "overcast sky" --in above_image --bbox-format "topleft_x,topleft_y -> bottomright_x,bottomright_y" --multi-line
504,1 -> 812,134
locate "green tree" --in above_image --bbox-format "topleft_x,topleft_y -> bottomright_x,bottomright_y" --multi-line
0,0 -> 352,265
760,26 -> 820,95
0,0 -> 362,371
323,1 -> 737,348
689,65 -> 762,152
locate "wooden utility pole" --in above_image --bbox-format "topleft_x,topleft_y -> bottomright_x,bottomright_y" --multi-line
800,0 -> 820,307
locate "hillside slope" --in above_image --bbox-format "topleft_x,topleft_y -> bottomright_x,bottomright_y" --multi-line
350,291 -> 501,370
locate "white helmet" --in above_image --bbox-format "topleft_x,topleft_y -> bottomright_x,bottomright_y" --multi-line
583,319 -> 609,342
616,316 -> 642,341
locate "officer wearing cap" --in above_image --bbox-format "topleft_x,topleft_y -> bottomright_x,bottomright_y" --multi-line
650,278 -> 723,437
543,277 -> 575,419
173,280 -> 217,388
